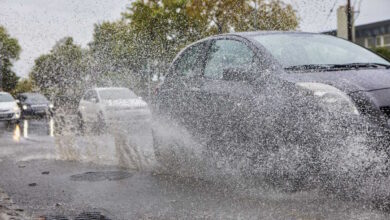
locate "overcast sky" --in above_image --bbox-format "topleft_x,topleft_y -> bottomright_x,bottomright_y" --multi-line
1,0 -> 390,77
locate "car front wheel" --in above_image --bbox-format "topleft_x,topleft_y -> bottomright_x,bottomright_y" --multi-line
77,112 -> 85,135
95,112 -> 106,134
151,129 -> 181,172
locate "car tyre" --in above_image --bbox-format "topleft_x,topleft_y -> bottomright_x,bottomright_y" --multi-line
6,120 -> 19,129
152,129 -> 165,167
96,112 -> 106,134
77,112 -> 85,135
151,129 -> 180,173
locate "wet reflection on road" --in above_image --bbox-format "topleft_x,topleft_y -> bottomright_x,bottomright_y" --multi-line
23,120 -> 28,138
0,118 -> 55,143
49,118 -> 54,137
13,124 -> 20,142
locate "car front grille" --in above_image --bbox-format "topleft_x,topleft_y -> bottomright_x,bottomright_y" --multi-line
380,106 -> 390,118
0,113 -> 14,119
31,105 -> 48,111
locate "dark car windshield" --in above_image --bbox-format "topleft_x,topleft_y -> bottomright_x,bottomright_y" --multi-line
25,94 -> 48,103
0,93 -> 14,102
98,89 -> 137,100
251,34 -> 390,69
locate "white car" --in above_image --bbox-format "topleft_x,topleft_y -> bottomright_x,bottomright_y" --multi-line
0,92 -> 21,123
77,87 -> 150,130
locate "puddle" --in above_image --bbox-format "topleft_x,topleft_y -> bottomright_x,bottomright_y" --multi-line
70,171 -> 133,182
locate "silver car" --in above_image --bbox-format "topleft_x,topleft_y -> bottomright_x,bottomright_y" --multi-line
78,87 -> 150,131
0,92 -> 21,124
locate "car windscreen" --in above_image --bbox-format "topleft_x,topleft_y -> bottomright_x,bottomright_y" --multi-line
98,89 -> 137,100
251,34 -> 390,68
0,93 -> 15,102
25,94 -> 48,103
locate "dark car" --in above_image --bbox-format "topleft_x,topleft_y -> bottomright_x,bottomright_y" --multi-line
17,93 -> 53,118
152,32 -> 390,190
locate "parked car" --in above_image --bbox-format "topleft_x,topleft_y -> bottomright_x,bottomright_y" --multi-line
77,87 -> 150,131
151,32 -> 390,188
16,93 -> 53,118
0,92 -> 21,124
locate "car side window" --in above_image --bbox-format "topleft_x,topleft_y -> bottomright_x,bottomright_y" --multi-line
83,90 -> 93,101
204,39 -> 255,80
173,42 -> 207,77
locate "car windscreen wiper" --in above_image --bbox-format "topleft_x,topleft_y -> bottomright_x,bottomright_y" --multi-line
284,64 -> 334,71
285,63 -> 390,71
330,63 -> 390,69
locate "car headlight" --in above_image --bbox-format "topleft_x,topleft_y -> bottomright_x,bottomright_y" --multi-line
14,106 -> 20,112
297,82 -> 359,115
49,103 -> 54,108
22,105 -> 28,110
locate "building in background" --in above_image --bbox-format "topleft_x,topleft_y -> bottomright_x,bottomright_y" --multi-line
324,6 -> 390,50
354,19 -> 390,49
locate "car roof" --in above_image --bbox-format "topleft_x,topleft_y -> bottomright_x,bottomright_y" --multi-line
210,31 -> 321,39
20,92 -> 44,96
94,87 -> 129,91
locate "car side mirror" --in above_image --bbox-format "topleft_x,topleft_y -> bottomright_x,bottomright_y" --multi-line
90,98 -> 98,103
222,67 -> 253,81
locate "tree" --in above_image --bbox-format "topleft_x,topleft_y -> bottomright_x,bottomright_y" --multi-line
30,37 -> 86,110
12,78 -> 36,95
88,21 -> 140,90
0,26 -> 21,92
372,47 -> 390,61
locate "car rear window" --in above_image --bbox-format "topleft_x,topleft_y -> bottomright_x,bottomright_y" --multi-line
98,89 -> 137,100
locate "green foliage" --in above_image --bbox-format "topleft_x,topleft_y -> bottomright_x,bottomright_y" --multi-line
88,21 -> 140,90
30,37 -> 86,110
372,47 -> 390,61
12,78 -> 36,95
188,0 -> 298,33
0,26 -> 21,92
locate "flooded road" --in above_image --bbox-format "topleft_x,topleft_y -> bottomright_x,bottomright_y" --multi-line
0,118 -> 54,143
0,119 -> 390,219
1,159 -> 390,219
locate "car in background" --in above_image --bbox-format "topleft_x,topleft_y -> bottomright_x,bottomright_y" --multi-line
0,92 -> 21,124
152,32 -> 390,189
16,93 -> 53,118
77,87 -> 150,130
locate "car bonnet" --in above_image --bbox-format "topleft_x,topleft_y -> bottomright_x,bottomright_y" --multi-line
279,68 -> 390,94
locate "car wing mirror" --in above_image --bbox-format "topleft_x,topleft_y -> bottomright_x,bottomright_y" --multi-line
222,67 -> 252,81
90,98 -> 98,103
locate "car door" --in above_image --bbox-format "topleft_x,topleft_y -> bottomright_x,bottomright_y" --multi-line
157,41 -> 209,135
79,90 -> 98,122
88,90 -> 100,121
199,38 -> 260,155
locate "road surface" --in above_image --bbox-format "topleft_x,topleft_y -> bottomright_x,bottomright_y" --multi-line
0,119 -> 389,219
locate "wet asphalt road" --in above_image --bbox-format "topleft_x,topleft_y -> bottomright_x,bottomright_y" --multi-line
1,120 -> 390,219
